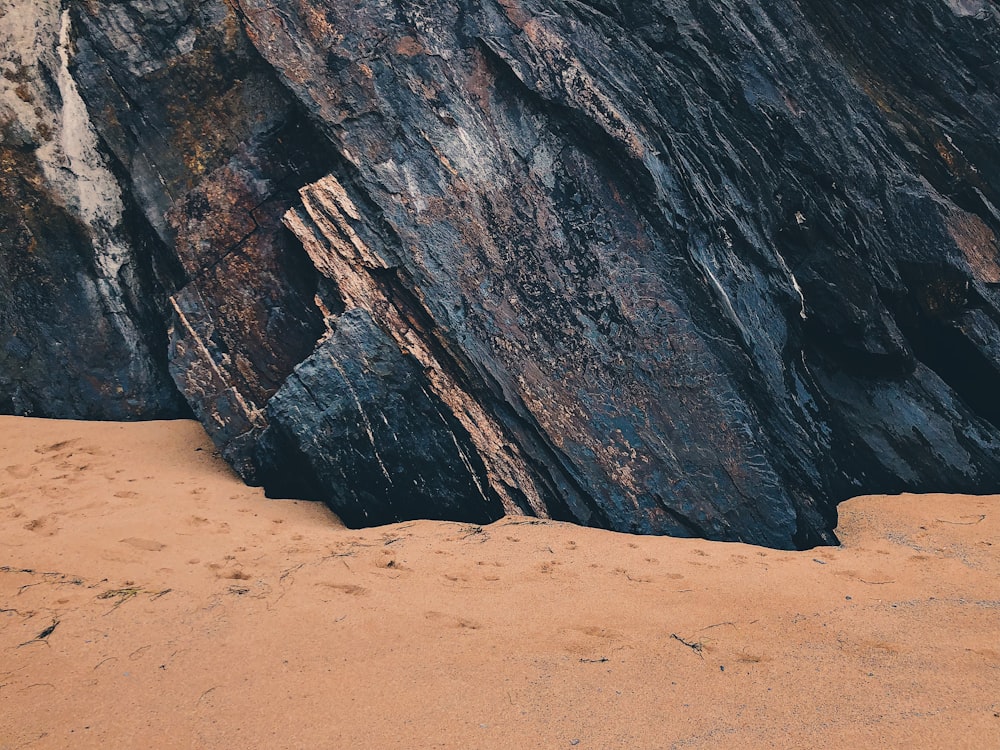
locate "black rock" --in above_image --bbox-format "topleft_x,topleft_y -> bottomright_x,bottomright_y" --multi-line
3,0 -> 999,547
262,308 -> 504,528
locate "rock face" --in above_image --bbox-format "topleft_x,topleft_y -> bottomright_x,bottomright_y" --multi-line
3,0 -> 1000,547
1,1 -> 185,418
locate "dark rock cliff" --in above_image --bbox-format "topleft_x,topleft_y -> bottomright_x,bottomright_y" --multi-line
2,0 -> 999,548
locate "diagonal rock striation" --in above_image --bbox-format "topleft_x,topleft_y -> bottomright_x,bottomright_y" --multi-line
2,0 -> 1000,547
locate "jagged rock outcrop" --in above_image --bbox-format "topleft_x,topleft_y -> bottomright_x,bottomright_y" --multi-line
3,0 -> 1000,547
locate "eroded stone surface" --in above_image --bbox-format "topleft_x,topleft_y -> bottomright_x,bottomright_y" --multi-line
0,1 -> 183,418
3,0 -> 1000,546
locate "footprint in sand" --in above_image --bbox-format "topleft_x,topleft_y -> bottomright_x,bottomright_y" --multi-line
34,439 -> 80,455
5,464 -> 34,479
121,537 -> 166,552
317,583 -> 369,596
425,611 -> 482,630
207,560 -> 253,580
375,550 -> 409,571
23,517 -> 58,536
578,625 -> 623,640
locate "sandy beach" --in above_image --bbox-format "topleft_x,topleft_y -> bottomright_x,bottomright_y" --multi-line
1,416 -> 997,748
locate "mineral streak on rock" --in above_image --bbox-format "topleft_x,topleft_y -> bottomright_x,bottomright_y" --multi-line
284,176 -> 553,521
3,0 -> 1000,546
263,307 -> 508,527
0,0 -> 184,418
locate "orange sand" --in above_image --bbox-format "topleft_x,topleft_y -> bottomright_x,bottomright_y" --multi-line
1,416 -> 998,748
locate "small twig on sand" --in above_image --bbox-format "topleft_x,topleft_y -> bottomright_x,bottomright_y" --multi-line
461,526 -> 490,542
580,657 -> 609,663
670,633 -> 705,658
279,563 -> 306,583
18,619 -> 59,648
699,621 -> 737,632
936,515 -> 986,526
98,586 -> 143,613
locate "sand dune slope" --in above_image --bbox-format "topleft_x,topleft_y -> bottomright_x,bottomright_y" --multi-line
1,417 -> 998,748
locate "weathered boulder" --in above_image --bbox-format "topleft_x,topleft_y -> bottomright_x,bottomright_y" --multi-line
262,308 -> 505,527
3,0 -> 1000,546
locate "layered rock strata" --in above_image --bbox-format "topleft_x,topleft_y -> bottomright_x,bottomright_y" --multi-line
3,0 -> 1000,547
